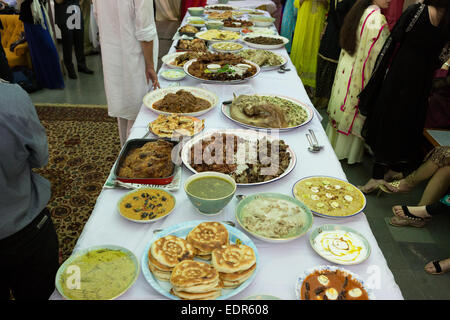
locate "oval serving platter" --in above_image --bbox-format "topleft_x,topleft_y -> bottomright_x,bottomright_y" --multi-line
183,59 -> 261,84
242,35 -> 289,50
141,220 -> 259,300
180,128 -> 297,187
143,86 -> 219,117
221,94 -> 314,131
309,224 -> 371,265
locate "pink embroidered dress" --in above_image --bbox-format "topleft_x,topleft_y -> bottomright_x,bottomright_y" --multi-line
326,5 -> 390,164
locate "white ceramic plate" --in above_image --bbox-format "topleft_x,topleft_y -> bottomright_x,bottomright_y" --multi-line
55,245 -> 140,300
141,220 -> 259,300
309,224 -> 371,265
221,94 -> 314,131
195,30 -> 241,42
235,192 -> 314,243
181,128 -> 297,186
292,175 -> 367,219
210,41 -> 244,53
183,59 -> 261,84
242,35 -> 289,50
161,52 -> 188,69
143,86 -> 219,117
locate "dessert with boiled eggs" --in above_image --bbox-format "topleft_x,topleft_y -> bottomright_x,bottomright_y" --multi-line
300,268 -> 369,300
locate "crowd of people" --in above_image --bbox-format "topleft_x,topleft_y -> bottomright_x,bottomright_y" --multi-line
280,0 -> 449,275
0,0 -> 449,300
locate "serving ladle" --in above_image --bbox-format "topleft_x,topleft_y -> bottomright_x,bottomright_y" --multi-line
307,129 -> 323,153
277,65 -> 291,74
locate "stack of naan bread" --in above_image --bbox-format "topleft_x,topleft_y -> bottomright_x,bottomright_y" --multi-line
148,235 -> 196,281
170,260 -> 223,300
186,222 -> 229,260
148,222 -> 257,300
211,244 -> 257,289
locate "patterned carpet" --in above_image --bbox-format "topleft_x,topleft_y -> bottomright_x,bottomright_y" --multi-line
34,105 -> 121,262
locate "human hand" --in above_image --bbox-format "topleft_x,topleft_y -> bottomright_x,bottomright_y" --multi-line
145,65 -> 160,90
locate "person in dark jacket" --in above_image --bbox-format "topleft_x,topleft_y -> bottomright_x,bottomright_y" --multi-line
54,0 -> 93,79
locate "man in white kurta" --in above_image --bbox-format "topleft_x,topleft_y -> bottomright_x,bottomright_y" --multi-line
93,0 -> 159,145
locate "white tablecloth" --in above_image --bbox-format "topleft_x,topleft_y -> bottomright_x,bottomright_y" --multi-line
50,12 -> 404,301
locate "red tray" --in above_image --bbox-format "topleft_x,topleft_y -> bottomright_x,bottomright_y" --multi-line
114,138 -> 180,186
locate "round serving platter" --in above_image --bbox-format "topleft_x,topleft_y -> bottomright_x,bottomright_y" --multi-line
161,52 -> 188,69
183,59 -> 261,84
143,86 -> 219,117
141,220 -> 259,300
292,175 -> 367,219
55,245 -> 140,300
195,30 -> 242,42
116,188 -> 177,224
235,192 -> 314,243
309,224 -> 371,265
221,94 -> 314,131
180,128 -> 297,187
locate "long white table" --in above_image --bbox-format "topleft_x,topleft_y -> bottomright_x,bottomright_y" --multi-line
50,11 -> 404,301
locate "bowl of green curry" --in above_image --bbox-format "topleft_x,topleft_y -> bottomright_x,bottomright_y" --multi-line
184,171 -> 237,215
55,245 -> 139,300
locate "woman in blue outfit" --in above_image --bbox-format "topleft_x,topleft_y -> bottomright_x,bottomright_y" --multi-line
280,0 -> 297,53
19,0 -> 64,89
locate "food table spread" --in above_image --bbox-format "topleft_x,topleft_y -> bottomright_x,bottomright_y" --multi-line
50,8 -> 404,301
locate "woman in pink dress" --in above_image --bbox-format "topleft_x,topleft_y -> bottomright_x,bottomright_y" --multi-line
382,0 -> 404,29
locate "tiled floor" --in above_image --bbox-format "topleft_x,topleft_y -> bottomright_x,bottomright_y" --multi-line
30,20 -> 450,300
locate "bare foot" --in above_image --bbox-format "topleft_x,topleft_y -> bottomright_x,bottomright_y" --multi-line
392,205 -> 432,219
425,258 -> 450,275
358,179 -> 384,194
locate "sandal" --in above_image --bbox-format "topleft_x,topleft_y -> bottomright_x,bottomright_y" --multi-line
389,206 -> 430,228
424,259 -> 450,275
379,180 -> 414,195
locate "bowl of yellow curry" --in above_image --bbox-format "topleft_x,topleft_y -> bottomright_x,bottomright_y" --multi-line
184,171 -> 236,215
55,245 -> 139,300
118,188 -> 176,223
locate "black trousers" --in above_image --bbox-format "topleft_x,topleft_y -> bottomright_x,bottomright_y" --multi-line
58,23 -> 86,70
0,208 -> 60,300
0,41 -> 13,82
427,202 -> 450,216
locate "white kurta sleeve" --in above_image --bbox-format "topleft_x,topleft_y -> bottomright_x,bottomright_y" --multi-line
133,0 -> 158,42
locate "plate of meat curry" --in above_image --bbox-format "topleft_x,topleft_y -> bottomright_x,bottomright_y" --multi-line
143,86 -> 219,117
